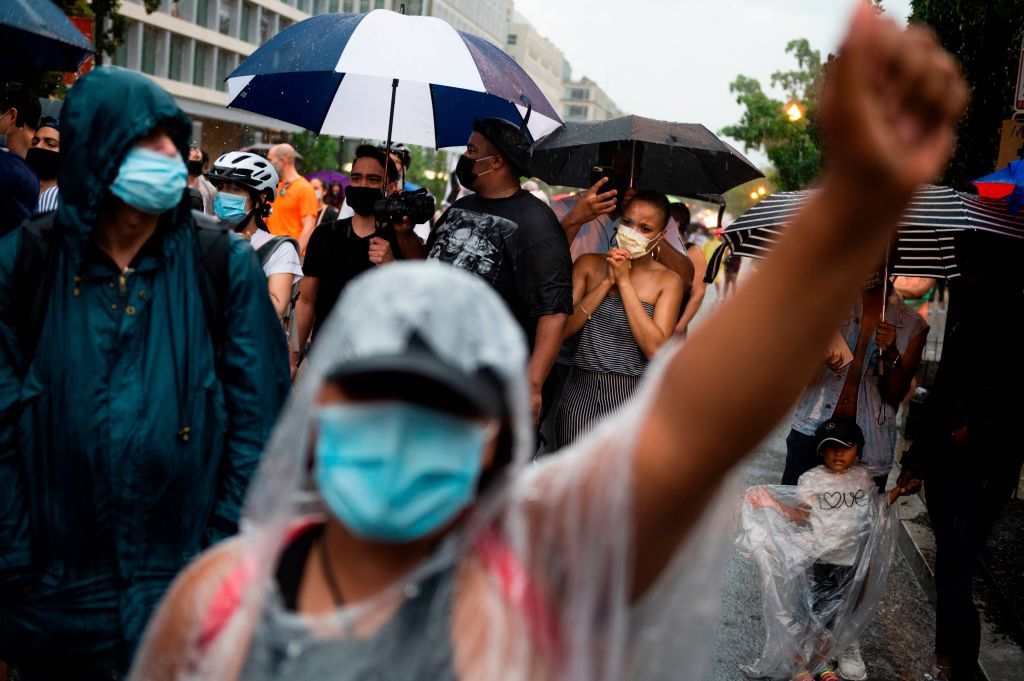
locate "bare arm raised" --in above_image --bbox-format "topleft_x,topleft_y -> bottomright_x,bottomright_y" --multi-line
626,6 -> 968,596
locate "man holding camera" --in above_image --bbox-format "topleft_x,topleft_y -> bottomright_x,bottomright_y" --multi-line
426,117 -> 572,423
293,145 -> 424,372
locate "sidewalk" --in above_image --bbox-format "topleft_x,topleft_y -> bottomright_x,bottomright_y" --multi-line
893,444 -> 1024,681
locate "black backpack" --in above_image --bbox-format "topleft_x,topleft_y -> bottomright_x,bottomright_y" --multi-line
12,210 -> 232,369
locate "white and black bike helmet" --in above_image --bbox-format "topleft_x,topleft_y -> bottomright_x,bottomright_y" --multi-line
206,151 -> 278,203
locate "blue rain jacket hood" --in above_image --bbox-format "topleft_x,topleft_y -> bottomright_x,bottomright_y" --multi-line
56,66 -> 193,241
0,67 -> 289,675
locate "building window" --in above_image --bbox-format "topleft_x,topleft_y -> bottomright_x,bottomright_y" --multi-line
218,0 -> 233,35
141,25 -> 159,75
168,34 -> 186,81
565,104 -> 588,120
297,0 -> 311,11
507,34 -> 517,45
216,49 -> 232,92
260,11 -> 273,43
567,87 -> 589,101
342,0 -> 353,11
113,38 -> 129,67
374,0 -> 385,7
195,0 -> 210,28
193,43 -> 209,87
240,2 -> 254,42
359,0 -> 370,12
280,18 -> 293,32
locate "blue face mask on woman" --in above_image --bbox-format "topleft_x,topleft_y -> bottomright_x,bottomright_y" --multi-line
313,402 -> 495,543
214,192 -> 248,222
110,147 -> 188,214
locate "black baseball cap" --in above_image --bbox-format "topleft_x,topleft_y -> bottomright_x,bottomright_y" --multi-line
324,330 -> 504,418
814,417 -> 865,454
473,117 -> 532,178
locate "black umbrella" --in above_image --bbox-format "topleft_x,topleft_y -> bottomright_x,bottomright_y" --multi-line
0,0 -> 94,74
530,115 -> 763,200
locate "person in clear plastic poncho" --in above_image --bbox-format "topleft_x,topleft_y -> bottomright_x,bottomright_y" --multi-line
129,8 -> 969,681
738,418 -> 899,680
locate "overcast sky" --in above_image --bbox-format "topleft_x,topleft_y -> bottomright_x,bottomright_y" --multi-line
514,0 -> 913,169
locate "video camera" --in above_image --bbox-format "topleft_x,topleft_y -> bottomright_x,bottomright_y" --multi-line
374,187 -> 435,226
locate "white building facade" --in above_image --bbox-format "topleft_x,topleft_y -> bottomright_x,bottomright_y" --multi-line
561,76 -> 623,122
505,11 -> 567,114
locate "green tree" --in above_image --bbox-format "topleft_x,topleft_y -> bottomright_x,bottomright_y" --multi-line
291,131 -> 341,174
721,39 -> 824,191
910,0 -> 1024,187
405,147 -> 451,200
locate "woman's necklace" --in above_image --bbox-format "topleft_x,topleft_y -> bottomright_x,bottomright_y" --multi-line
317,536 -> 346,608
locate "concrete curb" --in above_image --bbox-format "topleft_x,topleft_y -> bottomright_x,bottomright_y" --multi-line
895,490 -> 1024,681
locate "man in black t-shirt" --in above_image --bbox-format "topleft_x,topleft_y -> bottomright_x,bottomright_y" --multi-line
293,146 -> 425,374
426,117 -> 572,423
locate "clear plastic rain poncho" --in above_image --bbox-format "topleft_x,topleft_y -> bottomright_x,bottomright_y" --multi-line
129,262 -> 738,681
735,474 -> 898,679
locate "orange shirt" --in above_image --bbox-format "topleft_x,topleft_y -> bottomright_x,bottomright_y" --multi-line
267,176 -> 317,239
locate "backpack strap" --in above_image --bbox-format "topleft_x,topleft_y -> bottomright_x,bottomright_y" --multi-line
255,235 -> 299,271
13,212 -> 60,370
191,210 -> 232,359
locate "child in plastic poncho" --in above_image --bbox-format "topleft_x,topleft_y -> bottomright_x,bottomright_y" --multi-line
127,8 -> 968,681
740,418 -> 899,681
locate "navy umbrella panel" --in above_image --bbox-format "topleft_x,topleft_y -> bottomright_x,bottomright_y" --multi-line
530,116 -> 764,198
227,11 -> 562,149
0,0 -> 94,73
707,185 -> 968,283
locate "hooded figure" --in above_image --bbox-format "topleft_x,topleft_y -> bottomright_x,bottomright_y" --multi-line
129,262 -> 738,681
0,67 -> 289,678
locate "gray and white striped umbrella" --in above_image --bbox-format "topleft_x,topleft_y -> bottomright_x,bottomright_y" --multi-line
707,185 -> 967,282
959,191 -> 1024,240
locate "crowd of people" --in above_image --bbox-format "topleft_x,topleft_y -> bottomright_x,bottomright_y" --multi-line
0,6 -> 1020,681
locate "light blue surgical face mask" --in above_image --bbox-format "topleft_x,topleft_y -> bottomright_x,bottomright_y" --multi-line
314,402 -> 495,543
110,146 -> 188,214
214,191 -> 248,222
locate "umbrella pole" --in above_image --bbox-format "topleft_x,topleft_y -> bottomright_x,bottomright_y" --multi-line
881,247 -> 890,323
630,140 -> 636,189
375,77 -> 399,235
384,77 -> 399,186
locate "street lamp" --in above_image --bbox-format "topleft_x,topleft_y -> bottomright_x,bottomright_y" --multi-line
749,191 -> 759,200
785,102 -> 804,123
757,186 -> 766,196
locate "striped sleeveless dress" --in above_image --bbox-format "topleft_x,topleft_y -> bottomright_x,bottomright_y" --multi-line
554,294 -> 654,448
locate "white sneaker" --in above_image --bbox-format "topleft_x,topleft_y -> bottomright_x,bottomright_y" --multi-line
837,639 -> 868,680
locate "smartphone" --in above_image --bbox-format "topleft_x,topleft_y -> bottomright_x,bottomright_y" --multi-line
827,331 -> 854,371
589,165 -> 616,190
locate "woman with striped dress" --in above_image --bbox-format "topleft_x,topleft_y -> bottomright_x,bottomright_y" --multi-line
554,191 -> 684,447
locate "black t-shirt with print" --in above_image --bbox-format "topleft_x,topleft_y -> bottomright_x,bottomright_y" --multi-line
426,190 -> 573,341
303,217 -> 401,339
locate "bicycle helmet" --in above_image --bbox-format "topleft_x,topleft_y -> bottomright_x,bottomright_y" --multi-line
206,151 -> 278,203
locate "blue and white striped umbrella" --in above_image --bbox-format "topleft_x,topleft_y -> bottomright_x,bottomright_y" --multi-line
226,10 -> 562,149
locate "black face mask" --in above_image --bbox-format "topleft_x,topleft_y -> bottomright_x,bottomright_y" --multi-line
345,185 -> 381,217
25,147 -> 60,180
186,159 -> 204,176
454,154 -> 495,191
